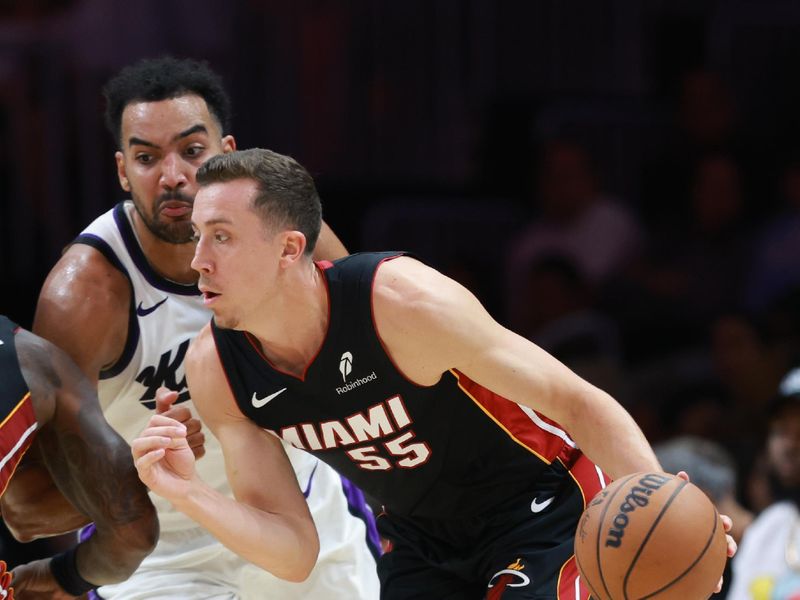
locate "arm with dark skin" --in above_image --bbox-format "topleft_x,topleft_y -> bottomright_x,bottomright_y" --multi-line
2,245 -> 203,541
9,329 -> 158,597
1,442 -> 90,541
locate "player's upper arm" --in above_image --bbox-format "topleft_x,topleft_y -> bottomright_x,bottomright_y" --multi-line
372,256 -> 593,427
185,327 -> 312,516
15,329 -> 158,559
33,244 -> 130,382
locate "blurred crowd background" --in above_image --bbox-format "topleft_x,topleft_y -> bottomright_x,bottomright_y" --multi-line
3,0 -> 800,595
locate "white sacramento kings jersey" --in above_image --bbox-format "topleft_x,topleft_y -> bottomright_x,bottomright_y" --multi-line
75,204 -> 381,600
75,201 -> 229,532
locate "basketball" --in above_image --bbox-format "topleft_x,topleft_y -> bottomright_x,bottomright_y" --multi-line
574,472 -> 727,600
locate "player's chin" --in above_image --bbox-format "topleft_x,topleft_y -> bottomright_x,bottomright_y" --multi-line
159,221 -> 195,244
211,311 -> 239,330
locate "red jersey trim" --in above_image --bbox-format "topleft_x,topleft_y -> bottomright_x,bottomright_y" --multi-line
0,392 -> 37,497
452,369 -> 574,464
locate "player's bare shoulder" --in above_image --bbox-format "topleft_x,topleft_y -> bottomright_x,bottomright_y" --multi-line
35,243 -> 130,375
14,327 -> 91,425
372,256 -> 474,383
185,323 -> 242,422
373,256 -> 475,330
186,324 -> 215,370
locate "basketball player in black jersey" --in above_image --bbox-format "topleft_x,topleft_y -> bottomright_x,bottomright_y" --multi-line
132,148 -> 735,598
0,315 -> 158,598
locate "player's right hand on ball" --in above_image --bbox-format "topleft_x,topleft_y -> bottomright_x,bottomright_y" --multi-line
131,414 -> 193,501
155,386 -> 206,460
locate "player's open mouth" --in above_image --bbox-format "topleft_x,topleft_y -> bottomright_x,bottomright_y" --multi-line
160,201 -> 192,218
201,290 -> 220,305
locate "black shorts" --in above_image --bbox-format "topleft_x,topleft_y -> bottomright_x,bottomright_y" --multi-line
377,453 -> 604,600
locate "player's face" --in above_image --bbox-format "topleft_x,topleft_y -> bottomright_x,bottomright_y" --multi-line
116,95 -> 234,244
768,404 -> 800,488
190,179 -> 286,330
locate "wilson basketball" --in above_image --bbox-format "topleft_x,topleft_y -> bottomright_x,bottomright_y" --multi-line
574,472 -> 727,600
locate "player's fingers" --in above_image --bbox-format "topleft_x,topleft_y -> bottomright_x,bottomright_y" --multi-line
146,414 -> 186,429
187,430 -> 206,449
133,447 -> 166,471
155,387 -> 179,414
131,435 -> 172,459
161,404 -> 192,424
184,416 -> 202,435
0,560 -> 6,576
725,533 -> 737,558
139,425 -> 187,441
675,470 -> 690,482
719,514 -> 733,531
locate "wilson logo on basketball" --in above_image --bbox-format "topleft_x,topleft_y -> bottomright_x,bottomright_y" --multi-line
604,473 -> 670,548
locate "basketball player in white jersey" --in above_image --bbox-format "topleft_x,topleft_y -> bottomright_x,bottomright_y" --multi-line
0,57 -> 380,599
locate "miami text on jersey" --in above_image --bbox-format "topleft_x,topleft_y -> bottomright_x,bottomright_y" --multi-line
273,394 -> 432,471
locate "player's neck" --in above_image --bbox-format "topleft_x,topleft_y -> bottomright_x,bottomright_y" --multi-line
130,210 -> 198,284
247,262 -> 328,377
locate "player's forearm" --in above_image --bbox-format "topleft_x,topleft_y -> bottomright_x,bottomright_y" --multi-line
567,383 -> 661,479
1,463 -> 90,541
173,479 -> 319,582
40,429 -> 159,584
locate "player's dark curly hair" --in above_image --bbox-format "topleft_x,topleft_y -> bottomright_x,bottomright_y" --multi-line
103,56 -> 232,148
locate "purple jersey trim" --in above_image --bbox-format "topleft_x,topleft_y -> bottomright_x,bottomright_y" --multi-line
340,476 -> 382,559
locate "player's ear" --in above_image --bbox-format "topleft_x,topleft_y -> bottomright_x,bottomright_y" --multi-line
116,151 -> 130,192
279,231 -> 307,266
221,135 -> 236,153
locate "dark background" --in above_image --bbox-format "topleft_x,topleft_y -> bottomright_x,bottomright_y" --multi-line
3,0 -> 800,582
4,0 -> 799,324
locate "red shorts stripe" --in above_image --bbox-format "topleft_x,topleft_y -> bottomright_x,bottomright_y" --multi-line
557,555 -> 592,600
557,452 -> 608,599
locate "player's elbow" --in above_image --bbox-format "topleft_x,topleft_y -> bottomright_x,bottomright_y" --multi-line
111,506 -> 160,571
285,546 -> 320,583
128,507 -> 160,556
3,519 -> 37,543
275,531 -> 320,583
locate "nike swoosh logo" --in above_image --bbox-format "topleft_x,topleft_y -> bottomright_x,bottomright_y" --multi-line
252,387 -> 287,408
136,297 -> 168,317
302,462 -> 319,499
530,496 -> 555,513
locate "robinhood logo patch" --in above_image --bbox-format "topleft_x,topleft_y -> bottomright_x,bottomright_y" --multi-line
336,351 -> 378,395
339,351 -> 353,381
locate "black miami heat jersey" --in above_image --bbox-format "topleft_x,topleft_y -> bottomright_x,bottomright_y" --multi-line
0,316 -> 37,496
212,252 -> 601,520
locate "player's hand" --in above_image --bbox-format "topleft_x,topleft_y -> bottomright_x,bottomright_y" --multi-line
676,471 -> 737,594
0,560 -> 13,600
155,386 -> 206,460
9,558 -> 74,599
131,414 -> 193,501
